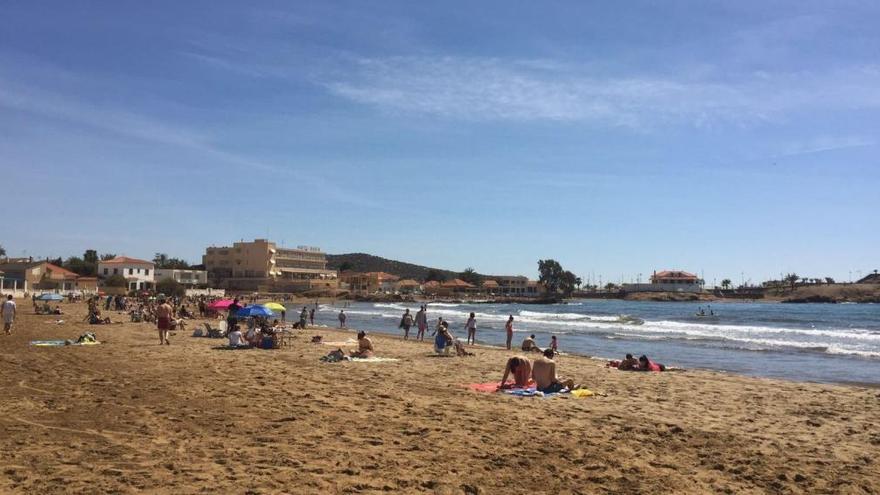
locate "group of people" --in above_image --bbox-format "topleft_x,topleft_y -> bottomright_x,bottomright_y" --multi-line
226,317 -> 284,349
500,348 -> 582,394
609,354 -> 667,372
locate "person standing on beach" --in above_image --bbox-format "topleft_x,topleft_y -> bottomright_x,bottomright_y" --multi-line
155,295 -> 173,345
281,308 -> 286,322
399,309 -> 414,340
504,315 -> 514,350
465,312 -> 477,345
2,295 -> 16,335
309,308 -> 315,326
415,305 -> 428,340
299,307 -> 308,328
338,310 -> 347,328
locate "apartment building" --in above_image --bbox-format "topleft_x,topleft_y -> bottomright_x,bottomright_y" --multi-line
203,239 -> 337,292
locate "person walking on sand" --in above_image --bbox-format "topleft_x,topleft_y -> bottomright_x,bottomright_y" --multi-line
155,295 -> 173,345
415,305 -> 428,341
338,309 -> 347,328
2,295 -> 17,335
465,312 -> 477,345
504,315 -> 514,350
309,307 -> 315,326
399,308 -> 414,340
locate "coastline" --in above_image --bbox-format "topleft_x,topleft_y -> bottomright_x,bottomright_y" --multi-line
2,303 -> 879,493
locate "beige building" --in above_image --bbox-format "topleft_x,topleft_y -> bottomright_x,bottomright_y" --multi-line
203,239 -> 336,292
339,271 -> 399,294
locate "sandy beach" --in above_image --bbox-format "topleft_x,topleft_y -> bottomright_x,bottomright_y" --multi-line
2,302 -> 879,494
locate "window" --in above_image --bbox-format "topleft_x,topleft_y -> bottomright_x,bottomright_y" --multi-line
113,268 -> 118,275
103,268 -> 108,275
129,268 -> 133,275
145,269 -> 149,276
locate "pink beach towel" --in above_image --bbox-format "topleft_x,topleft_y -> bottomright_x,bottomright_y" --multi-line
464,380 -> 536,393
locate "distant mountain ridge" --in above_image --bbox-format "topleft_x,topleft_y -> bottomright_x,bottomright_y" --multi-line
326,253 -> 461,281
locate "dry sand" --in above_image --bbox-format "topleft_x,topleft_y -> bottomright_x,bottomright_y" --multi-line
1,302 -> 879,494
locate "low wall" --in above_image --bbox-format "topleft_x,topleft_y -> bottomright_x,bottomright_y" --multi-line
621,283 -> 702,293
185,288 -> 226,297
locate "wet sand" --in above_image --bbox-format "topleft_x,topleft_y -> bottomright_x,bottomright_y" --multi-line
1,302 -> 878,494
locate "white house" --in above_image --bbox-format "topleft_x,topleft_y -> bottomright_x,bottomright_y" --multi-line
98,256 -> 155,291
154,269 -> 208,287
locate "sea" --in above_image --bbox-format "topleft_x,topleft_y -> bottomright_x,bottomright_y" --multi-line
297,299 -> 880,385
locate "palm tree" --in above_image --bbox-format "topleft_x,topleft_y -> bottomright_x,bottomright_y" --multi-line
721,279 -> 732,290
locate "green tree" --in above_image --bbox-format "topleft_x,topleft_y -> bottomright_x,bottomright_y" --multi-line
604,282 -> 619,291
424,269 -> 447,283
100,253 -> 117,261
459,267 -> 483,287
338,261 -> 354,272
103,274 -> 128,287
83,249 -> 98,264
559,271 -> 580,296
784,273 -> 799,291
721,279 -> 732,290
538,259 -> 565,294
153,253 -> 190,269
63,256 -> 88,276
825,277 -> 835,284
0,245 -> 5,257
156,277 -> 186,297
48,257 -> 63,266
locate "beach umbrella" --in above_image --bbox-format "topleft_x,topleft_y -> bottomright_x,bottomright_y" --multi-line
263,302 -> 286,312
208,299 -> 235,310
36,293 -> 64,302
236,304 -> 275,318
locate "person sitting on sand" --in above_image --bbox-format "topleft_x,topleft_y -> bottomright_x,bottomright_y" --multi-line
638,355 -> 665,372
434,321 -> 454,355
350,331 -> 374,358
618,354 -> 639,371
52,306 -> 63,315
227,325 -> 246,347
521,334 -> 541,353
532,348 -> 579,393
499,356 -> 533,389
452,337 -> 473,357
245,323 -> 261,347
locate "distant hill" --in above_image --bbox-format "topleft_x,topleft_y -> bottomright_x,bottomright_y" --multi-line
326,253 -> 461,281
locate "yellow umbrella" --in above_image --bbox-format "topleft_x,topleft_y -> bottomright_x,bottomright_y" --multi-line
264,302 -> 286,312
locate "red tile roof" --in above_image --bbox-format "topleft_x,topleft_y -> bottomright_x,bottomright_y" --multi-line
101,256 -> 154,266
44,263 -> 80,280
442,278 -> 475,288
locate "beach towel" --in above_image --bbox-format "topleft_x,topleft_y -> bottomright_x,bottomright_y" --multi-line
30,340 -> 100,347
465,381 -> 536,393
321,339 -> 357,346
570,389 -> 595,398
349,357 -> 399,363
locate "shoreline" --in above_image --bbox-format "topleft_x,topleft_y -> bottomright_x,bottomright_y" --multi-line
327,322 -> 880,389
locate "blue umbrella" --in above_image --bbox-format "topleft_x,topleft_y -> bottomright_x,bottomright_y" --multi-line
235,304 -> 275,318
36,293 -> 64,302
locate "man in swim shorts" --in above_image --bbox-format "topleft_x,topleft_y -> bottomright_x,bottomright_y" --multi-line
532,348 -> 577,393
156,295 -> 173,345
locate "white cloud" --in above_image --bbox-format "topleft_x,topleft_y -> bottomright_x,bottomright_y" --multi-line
324,56 -> 880,128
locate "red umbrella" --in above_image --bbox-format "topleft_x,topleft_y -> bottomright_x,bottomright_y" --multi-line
207,299 -> 235,310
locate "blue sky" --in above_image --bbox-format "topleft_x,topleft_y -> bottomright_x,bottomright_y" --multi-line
1,1 -> 878,285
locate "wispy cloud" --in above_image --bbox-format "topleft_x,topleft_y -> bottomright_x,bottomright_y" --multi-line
778,136 -> 875,157
323,56 -> 880,128
0,76 -> 378,208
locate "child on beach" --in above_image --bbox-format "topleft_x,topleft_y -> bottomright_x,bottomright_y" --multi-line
505,315 -> 514,350
550,335 -> 558,355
